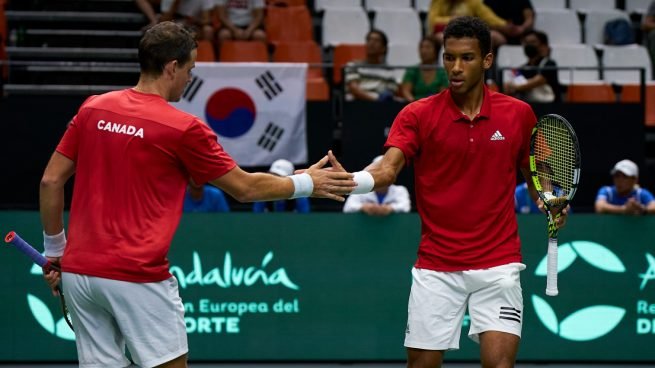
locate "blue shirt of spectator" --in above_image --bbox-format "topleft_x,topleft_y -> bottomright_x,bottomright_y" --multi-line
184,185 -> 230,213
253,198 -> 310,213
595,186 -> 655,207
515,182 -> 540,214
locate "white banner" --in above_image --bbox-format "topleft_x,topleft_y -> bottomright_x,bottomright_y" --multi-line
173,62 -> 307,167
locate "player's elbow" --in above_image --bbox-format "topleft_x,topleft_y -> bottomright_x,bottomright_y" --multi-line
40,174 -> 66,191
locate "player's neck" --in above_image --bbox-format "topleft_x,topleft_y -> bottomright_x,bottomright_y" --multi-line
134,76 -> 170,100
452,81 -> 484,118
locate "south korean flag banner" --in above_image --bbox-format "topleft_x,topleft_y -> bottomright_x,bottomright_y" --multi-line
174,62 -> 308,167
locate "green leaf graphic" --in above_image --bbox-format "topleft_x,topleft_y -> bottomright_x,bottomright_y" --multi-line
572,241 -> 626,273
27,294 -> 55,334
531,295 -> 558,334
535,243 -> 577,276
55,318 -> 76,341
559,305 -> 625,341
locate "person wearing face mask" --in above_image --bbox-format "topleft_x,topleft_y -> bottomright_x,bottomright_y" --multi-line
503,29 -> 561,103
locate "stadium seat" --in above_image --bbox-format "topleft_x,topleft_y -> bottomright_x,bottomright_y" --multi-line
495,45 -> 525,83
550,44 -> 601,85
533,9 -> 582,45
566,83 -> 616,102
306,77 -> 330,101
582,9 -> 630,45
364,0 -> 411,11
373,8 -> 421,46
266,6 -> 313,45
266,0 -> 306,6
322,7 -> 370,47
387,43 -> 420,67
569,0 -> 617,10
195,40 -> 216,62
273,41 -> 324,78
618,83 -> 655,125
625,0 -> 652,14
414,0 -> 431,13
332,44 -> 365,84
219,41 -> 269,62
314,0 -> 361,11
600,44 -> 652,84
531,0 -> 566,9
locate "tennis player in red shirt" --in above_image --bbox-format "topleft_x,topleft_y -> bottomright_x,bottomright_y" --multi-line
336,17 -> 567,368
40,22 -> 354,368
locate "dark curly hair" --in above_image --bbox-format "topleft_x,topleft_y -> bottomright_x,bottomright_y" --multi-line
443,16 -> 492,57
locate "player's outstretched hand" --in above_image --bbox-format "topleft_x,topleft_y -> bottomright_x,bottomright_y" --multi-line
304,151 -> 355,201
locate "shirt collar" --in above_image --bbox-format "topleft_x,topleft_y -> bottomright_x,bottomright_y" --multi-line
445,85 -> 492,123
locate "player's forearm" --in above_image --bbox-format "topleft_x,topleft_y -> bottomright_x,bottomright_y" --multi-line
40,182 -> 66,235
234,173 -> 293,203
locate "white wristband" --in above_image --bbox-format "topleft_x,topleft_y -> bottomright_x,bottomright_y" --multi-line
352,171 -> 375,194
43,229 -> 66,257
289,173 -> 314,199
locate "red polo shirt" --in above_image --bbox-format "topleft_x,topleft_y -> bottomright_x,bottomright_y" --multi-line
385,86 -> 536,271
56,89 -> 236,282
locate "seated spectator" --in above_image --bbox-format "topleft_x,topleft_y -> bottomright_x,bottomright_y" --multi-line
503,30 -> 561,103
514,182 -> 540,214
216,0 -> 267,43
154,0 -> 215,40
595,159 -> 655,215
343,156 -> 411,215
135,0 -> 162,29
483,0 -> 534,44
253,159 -> 310,213
184,181 -> 230,212
644,1 -> 655,78
399,37 -> 449,102
344,29 -> 399,102
427,0 -> 519,48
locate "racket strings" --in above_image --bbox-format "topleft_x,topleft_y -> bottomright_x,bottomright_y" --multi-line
534,118 -> 576,199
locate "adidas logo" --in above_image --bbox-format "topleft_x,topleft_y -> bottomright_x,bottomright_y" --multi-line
490,130 -> 505,141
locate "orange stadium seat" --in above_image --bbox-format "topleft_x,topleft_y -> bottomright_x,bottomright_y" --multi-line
195,40 -> 216,62
267,0 -> 306,6
219,41 -> 268,62
566,83 -> 616,103
273,41 -> 323,78
306,77 -> 330,101
265,6 -> 313,45
619,83 -> 655,126
332,44 -> 365,84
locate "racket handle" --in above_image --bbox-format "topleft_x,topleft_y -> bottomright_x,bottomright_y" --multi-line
5,231 -> 57,271
545,237 -> 558,296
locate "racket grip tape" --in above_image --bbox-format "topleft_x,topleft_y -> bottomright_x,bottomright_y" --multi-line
5,231 -> 60,272
545,237 -> 558,296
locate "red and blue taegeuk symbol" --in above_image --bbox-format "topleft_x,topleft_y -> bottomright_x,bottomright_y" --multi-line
205,88 -> 256,138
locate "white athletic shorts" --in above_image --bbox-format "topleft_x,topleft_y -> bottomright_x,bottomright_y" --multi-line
404,263 -> 526,351
62,273 -> 188,368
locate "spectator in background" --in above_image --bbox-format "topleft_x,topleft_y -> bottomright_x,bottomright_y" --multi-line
503,30 -> 561,103
148,0 -> 216,40
253,159 -> 310,213
216,0 -> 267,43
514,182 -> 540,214
400,37 -> 449,102
427,0 -> 520,48
595,159 -> 655,215
643,1 -> 655,78
135,0 -> 162,29
345,29 -> 399,102
483,0 -> 534,44
343,156 -> 411,216
184,181 -> 230,212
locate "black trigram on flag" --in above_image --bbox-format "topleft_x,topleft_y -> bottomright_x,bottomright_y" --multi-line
258,122 -> 284,151
182,74 -> 203,101
255,71 -> 283,100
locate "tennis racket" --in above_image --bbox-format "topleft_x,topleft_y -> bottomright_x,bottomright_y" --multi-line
529,114 -> 581,297
4,231 -> 74,330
